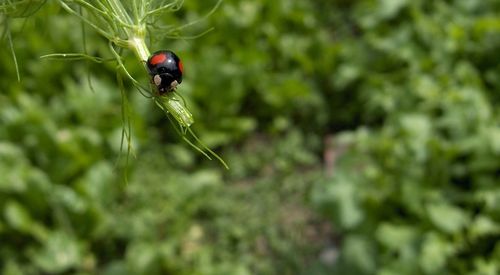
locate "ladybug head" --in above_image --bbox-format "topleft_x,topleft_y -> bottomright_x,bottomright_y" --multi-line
153,73 -> 180,93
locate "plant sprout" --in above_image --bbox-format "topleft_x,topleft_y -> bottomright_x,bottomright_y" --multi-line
1,0 -> 229,169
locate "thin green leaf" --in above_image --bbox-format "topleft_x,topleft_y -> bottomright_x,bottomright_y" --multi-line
40,53 -> 113,63
6,22 -> 20,82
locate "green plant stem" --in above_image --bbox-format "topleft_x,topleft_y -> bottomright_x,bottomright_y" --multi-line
106,0 -> 133,25
161,94 -> 194,127
129,35 -> 149,62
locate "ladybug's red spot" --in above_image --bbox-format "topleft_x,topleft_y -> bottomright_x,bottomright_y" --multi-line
178,60 -> 184,74
150,53 -> 167,65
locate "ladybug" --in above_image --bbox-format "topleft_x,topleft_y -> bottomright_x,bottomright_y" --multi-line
146,50 -> 183,94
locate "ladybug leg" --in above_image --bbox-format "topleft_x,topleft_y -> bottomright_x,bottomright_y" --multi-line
153,74 -> 162,87
170,80 -> 179,90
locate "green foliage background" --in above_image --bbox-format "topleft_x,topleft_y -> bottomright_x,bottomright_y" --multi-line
1,0 -> 499,274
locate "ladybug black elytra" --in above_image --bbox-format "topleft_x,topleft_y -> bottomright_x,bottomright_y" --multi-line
146,50 -> 183,94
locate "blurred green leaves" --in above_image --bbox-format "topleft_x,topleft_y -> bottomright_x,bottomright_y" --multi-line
312,1 -> 500,275
427,203 -> 469,234
31,231 -> 85,273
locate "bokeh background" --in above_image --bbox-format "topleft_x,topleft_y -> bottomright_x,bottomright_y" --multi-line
1,0 -> 500,274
